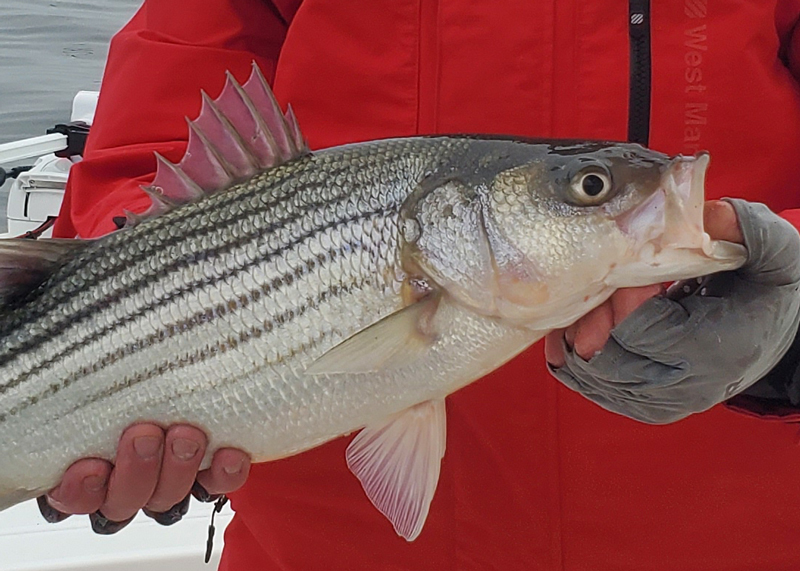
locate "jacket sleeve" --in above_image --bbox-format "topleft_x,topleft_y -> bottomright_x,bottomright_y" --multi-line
776,6 -> 800,233
726,11 -> 800,419
774,6 -> 800,233
53,0 -> 300,239
727,208 -> 800,419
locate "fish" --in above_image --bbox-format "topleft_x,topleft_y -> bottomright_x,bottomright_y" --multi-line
0,63 -> 746,541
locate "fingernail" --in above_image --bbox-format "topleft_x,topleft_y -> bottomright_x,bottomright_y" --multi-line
172,438 -> 200,461
223,459 -> 244,475
47,485 -> 63,504
45,489 -> 71,514
83,474 -> 108,493
133,436 -> 162,460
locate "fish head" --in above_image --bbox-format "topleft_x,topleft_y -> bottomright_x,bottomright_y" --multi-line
403,140 -> 747,329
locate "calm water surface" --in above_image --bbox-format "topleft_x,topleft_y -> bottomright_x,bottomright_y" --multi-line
0,0 -> 140,230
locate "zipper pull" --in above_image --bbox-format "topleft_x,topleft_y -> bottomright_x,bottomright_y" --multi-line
629,0 -> 650,37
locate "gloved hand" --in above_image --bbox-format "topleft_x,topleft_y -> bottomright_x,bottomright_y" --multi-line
545,199 -> 800,424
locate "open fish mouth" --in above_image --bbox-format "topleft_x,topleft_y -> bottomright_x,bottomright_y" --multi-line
611,152 -> 747,287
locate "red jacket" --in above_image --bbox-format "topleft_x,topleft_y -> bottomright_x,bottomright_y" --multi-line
55,1 -> 800,569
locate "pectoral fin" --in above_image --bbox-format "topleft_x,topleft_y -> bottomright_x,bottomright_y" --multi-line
347,399 -> 447,541
306,293 -> 440,375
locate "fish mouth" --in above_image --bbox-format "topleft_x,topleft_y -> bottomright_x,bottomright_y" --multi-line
611,152 -> 747,286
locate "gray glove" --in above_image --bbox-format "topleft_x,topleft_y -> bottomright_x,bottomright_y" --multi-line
550,199 -> 800,424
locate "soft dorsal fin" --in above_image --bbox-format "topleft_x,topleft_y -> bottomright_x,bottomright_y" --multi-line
133,62 -> 309,225
0,238 -> 88,306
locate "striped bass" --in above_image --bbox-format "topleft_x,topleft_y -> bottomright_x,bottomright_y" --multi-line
0,64 -> 746,540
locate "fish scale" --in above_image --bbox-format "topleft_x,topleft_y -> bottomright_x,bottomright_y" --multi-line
0,66 -> 747,541
0,137 -> 482,487
0,139 -> 442,393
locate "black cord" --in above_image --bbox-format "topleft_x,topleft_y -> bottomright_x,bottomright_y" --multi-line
204,495 -> 229,564
0,165 -> 33,187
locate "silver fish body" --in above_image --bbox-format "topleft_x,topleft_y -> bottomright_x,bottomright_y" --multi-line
0,138 -> 536,498
0,134 -> 746,538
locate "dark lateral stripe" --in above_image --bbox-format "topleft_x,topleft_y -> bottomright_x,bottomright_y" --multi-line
0,207 -> 390,398
7,280 -> 361,425
0,170 -> 338,344
0,239 -> 343,400
0,194 -> 395,373
0,161 -> 354,343
64,333 -> 332,432
0,235 -> 361,413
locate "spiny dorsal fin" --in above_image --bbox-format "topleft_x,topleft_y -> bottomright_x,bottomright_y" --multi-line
0,238 -> 88,306
132,62 -> 309,226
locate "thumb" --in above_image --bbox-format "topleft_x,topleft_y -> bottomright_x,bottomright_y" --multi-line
704,200 -> 744,244
723,199 -> 800,285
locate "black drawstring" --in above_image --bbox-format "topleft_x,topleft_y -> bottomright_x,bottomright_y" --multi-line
205,495 -> 229,564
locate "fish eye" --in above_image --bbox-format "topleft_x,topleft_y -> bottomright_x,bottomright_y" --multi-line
568,167 -> 613,205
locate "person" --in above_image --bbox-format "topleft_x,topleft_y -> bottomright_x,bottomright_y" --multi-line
42,0 -> 800,569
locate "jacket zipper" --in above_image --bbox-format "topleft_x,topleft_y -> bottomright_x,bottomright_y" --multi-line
628,0 -> 651,145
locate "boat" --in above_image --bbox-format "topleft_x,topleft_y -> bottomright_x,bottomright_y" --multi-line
0,92 -> 232,571
0,91 -> 99,239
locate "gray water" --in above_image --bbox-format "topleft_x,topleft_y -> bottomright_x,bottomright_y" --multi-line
0,6 -> 235,567
0,0 -> 140,230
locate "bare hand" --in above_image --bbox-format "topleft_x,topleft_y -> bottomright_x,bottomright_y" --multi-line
42,423 -> 250,531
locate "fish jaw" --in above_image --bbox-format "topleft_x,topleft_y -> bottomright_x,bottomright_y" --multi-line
608,152 -> 747,287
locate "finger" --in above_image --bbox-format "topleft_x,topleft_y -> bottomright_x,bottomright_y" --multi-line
143,493 -> 191,527
46,458 -> 112,515
99,424 -> 165,522
564,324 -> 577,349
145,425 -> 207,513
564,305 -> 590,354
196,448 -> 251,496
610,284 -> 664,326
724,200 -> 800,285
38,496 -> 71,523
89,511 -> 136,535
572,300 -> 614,361
191,481 -> 221,503
704,200 -> 744,244
544,329 -> 567,368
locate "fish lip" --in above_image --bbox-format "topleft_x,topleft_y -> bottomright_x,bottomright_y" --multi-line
615,152 -> 709,252
611,151 -> 746,286
665,153 -> 747,267
661,152 -> 708,250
